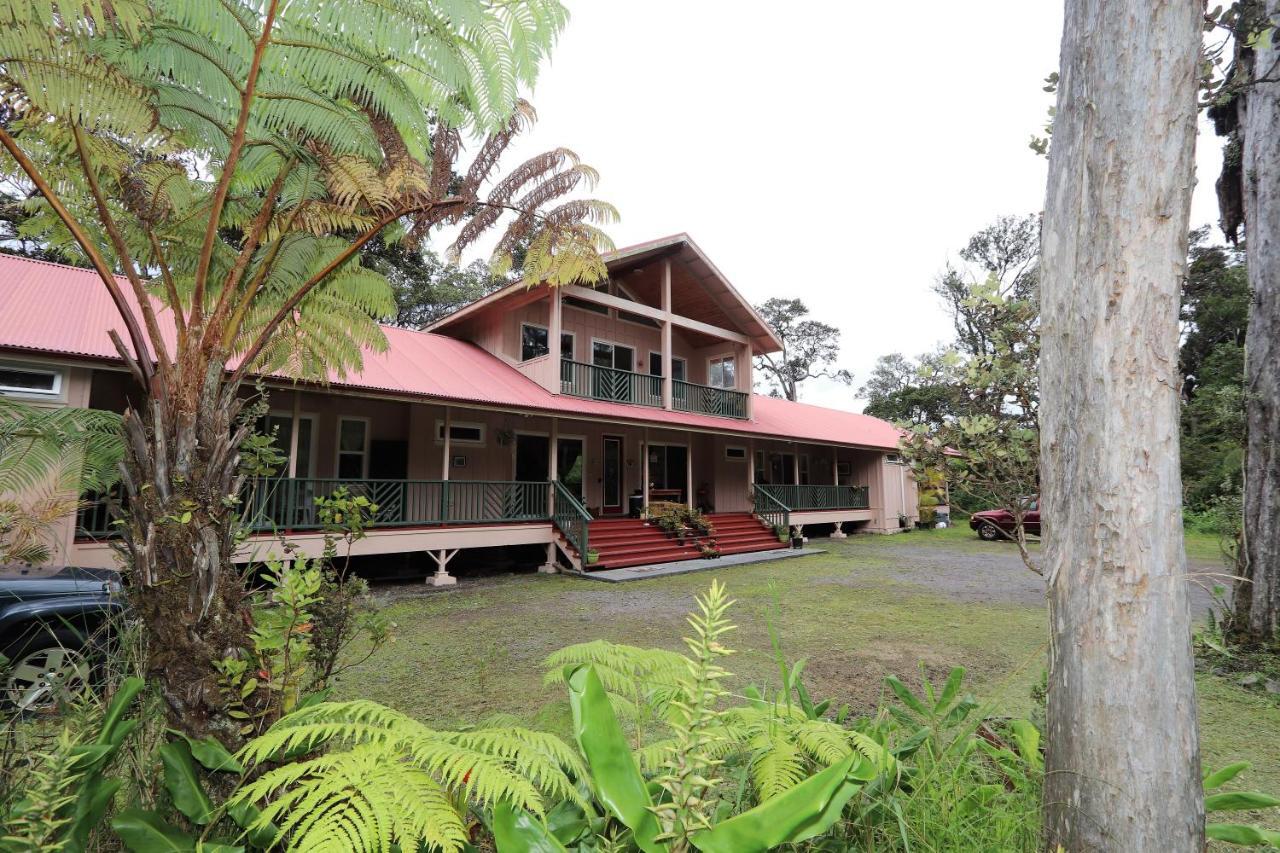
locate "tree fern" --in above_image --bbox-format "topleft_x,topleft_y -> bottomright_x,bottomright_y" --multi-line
232,699 -> 583,853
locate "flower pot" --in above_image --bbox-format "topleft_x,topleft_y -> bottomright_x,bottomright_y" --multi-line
791,536 -> 804,549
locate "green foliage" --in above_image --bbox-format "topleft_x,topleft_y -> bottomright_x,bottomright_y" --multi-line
0,400 -> 124,564
1180,229 -> 1249,514
1203,761 -> 1280,847
231,700 -> 585,853
366,239 -> 508,329
1,677 -> 144,852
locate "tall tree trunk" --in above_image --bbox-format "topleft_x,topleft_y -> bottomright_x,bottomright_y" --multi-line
1233,0 -> 1280,647
1040,1 -> 1204,849
116,351 -> 255,745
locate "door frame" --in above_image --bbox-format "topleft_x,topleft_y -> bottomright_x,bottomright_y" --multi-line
601,434 -> 625,514
266,409 -> 318,478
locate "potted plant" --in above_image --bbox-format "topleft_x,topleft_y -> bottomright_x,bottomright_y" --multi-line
774,525 -> 788,544
699,539 -> 721,559
585,548 -> 599,565
790,529 -> 804,549
898,513 -> 909,529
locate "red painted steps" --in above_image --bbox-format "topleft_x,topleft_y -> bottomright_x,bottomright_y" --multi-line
584,512 -> 784,571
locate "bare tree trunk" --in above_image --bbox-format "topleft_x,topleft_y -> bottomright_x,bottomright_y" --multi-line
1233,0 -> 1280,647
115,350 -> 255,745
1040,1 -> 1204,849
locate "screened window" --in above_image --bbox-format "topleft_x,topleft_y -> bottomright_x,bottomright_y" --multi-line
0,365 -> 62,397
725,446 -> 747,460
708,356 -> 736,389
337,418 -> 368,479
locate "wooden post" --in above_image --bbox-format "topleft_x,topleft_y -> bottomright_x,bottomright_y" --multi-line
741,342 -> 754,419
642,427 -> 650,512
441,405 -> 451,480
287,390 -> 301,478
429,548 -> 459,587
686,434 -> 694,509
661,259 -> 673,410
548,287 -> 563,392
540,416 -> 560,574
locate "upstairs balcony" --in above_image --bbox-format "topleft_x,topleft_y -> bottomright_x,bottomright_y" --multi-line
560,359 -> 749,419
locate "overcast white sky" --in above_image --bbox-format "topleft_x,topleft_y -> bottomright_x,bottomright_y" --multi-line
453,1 -> 1227,413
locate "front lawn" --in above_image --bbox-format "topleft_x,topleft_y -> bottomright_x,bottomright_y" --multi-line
335,526 -> 1280,809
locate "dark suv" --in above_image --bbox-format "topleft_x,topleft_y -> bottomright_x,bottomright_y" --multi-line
0,565 -> 124,712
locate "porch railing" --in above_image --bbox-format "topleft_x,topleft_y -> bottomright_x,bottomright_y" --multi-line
78,479 -> 555,539
752,484 -> 790,535
560,359 -> 662,408
672,379 -> 749,419
754,484 -> 870,511
552,480 -> 592,559
244,478 -> 552,530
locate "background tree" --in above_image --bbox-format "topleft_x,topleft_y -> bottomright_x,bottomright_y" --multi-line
753,298 -> 852,401
933,213 -> 1039,358
1207,0 -> 1280,648
363,240 -> 506,329
1040,0 -> 1204,847
859,351 -> 956,428
0,0 -> 614,741
898,276 -> 1040,566
1179,229 -> 1249,514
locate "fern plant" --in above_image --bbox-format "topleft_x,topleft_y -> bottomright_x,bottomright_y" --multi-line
227,700 -> 586,853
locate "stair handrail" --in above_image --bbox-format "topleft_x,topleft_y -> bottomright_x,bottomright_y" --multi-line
552,480 -> 593,559
752,483 -> 791,536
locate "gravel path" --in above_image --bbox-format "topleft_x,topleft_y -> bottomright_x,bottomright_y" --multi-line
865,537 -> 1224,616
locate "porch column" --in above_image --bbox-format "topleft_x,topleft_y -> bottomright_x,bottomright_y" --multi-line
432,405 -> 456,585
642,427 -> 650,511
540,417 -> 560,573
830,448 -> 848,539
661,259 -> 673,409
549,287 -> 563,392
740,342 -> 754,419
287,390 -> 301,478
686,433 -> 694,509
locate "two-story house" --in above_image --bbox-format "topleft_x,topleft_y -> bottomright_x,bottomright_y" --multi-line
0,234 -> 918,582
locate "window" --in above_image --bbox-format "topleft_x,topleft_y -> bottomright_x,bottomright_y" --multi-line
725,446 -> 747,461
564,295 -> 609,316
435,420 -> 486,445
520,324 -> 548,361
798,453 -> 810,485
336,417 -> 368,479
0,364 -> 62,397
521,324 -> 574,361
648,353 -> 687,380
619,310 -> 660,328
592,341 -> 634,372
708,355 -> 736,389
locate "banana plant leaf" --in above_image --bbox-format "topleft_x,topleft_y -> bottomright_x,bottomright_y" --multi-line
492,803 -> 569,853
565,664 -> 664,853
690,752 -> 873,853
159,740 -> 215,825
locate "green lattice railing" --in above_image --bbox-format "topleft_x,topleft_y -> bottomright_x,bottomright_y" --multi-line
552,480 -> 592,559
754,484 -> 870,511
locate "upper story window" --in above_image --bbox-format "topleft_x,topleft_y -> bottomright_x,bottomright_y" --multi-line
708,355 -> 736,389
648,353 -> 686,381
563,296 -> 609,316
0,363 -> 63,398
521,324 -> 574,361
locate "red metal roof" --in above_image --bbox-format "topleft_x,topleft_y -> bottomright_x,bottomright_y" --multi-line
0,253 -> 901,450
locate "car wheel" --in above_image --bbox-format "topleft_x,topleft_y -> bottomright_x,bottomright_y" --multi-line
977,522 -> 1002,542
2,628 -> 94,713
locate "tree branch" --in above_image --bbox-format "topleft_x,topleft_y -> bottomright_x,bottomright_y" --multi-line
0,125 -> 155,384
190,0 -> 281,331
147,229 -> 187,349
71,124 -> 173,374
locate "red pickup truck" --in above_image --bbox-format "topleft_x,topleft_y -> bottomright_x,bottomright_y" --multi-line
969,497 -> 1040,541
